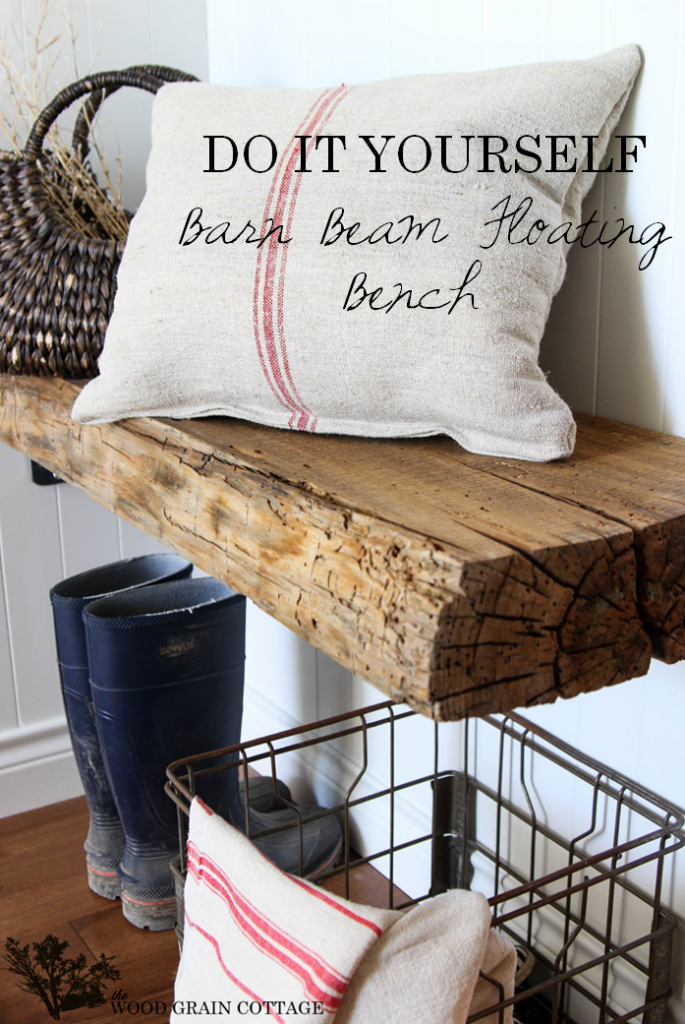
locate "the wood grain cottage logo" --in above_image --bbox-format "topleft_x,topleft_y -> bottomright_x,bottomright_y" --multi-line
3,933 -> 120,1019
109,992 -> 325,1015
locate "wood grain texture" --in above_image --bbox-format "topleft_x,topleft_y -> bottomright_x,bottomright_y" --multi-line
455,415 -> 685,663
2,376 -> 684,720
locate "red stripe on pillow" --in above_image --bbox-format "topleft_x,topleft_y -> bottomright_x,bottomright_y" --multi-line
194,797 -> 214,816
190,863 -> 342,1012
259,87 -> 341,426
183,910 -> 284,1023
252,91 -> 324,418
189,827 -> 383,937
254,85 -> 352,432
289,874 -> 384,936
276,86 -> 353,432
190,848 -> 348,991
187,845 -> 346,1010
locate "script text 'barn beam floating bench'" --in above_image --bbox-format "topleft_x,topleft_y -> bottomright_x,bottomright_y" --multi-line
1,376 -> 684,721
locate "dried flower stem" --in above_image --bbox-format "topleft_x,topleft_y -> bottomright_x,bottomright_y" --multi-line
0,0 -> 128,240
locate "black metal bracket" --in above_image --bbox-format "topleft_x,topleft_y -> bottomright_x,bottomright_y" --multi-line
430,770 -> 475,895
29,459 -> 63,486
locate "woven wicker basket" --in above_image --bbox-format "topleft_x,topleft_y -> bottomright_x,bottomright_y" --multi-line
0,66 -> 196,379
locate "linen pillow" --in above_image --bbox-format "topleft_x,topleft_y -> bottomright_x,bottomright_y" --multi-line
335,891 -> 516,1024
173,798 -> 399,1023
72,46 -> 641,461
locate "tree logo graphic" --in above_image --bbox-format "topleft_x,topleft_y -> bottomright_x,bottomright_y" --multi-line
3,933 -> 120,1020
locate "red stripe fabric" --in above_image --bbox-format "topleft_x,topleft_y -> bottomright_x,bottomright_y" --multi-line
252,90 -> 330,418
289,874 -> 383,936
188,844 -> 347,992
266,86 -> 344,429
188,834 -> 382,936
275,86 -> 352,432
184,911 -> 285,1024
251,89 -> 323,416
187,843 -> 346,1009
254,85 -> 352,432
188,848 -> 348,991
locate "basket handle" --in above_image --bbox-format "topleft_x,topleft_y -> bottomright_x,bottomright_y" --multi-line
23,69 -> 171,165
71,65 -> 198,164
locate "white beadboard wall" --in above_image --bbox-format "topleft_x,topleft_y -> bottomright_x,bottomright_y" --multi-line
1,0 -> 685,1018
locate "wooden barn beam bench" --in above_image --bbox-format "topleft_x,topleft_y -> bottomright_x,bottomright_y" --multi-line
1,375 -> 684,721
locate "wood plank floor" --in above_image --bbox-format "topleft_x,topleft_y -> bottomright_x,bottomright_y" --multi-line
0,797 -> 403,1023
0,797 -> 177,1023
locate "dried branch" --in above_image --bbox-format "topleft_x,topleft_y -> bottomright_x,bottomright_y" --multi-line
0,0 -> 129,240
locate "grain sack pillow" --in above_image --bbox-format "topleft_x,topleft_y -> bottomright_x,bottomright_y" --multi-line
72,46 -> 641,461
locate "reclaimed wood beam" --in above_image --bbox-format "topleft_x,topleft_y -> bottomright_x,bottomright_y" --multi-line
450,416 -> 685,664
1,376 -> 684,720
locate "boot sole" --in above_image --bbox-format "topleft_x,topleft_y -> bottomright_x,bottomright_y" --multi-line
121,893 -> 177,931
87,864 -> 121,900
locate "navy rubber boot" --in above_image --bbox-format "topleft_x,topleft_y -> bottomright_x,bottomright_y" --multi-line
49,554 -> 193,899
84,579 -> 248,931
84,578 -> 342,931
229,787 -> 343,881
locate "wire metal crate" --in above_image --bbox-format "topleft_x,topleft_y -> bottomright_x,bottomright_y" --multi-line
166,701 -> 685,1023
